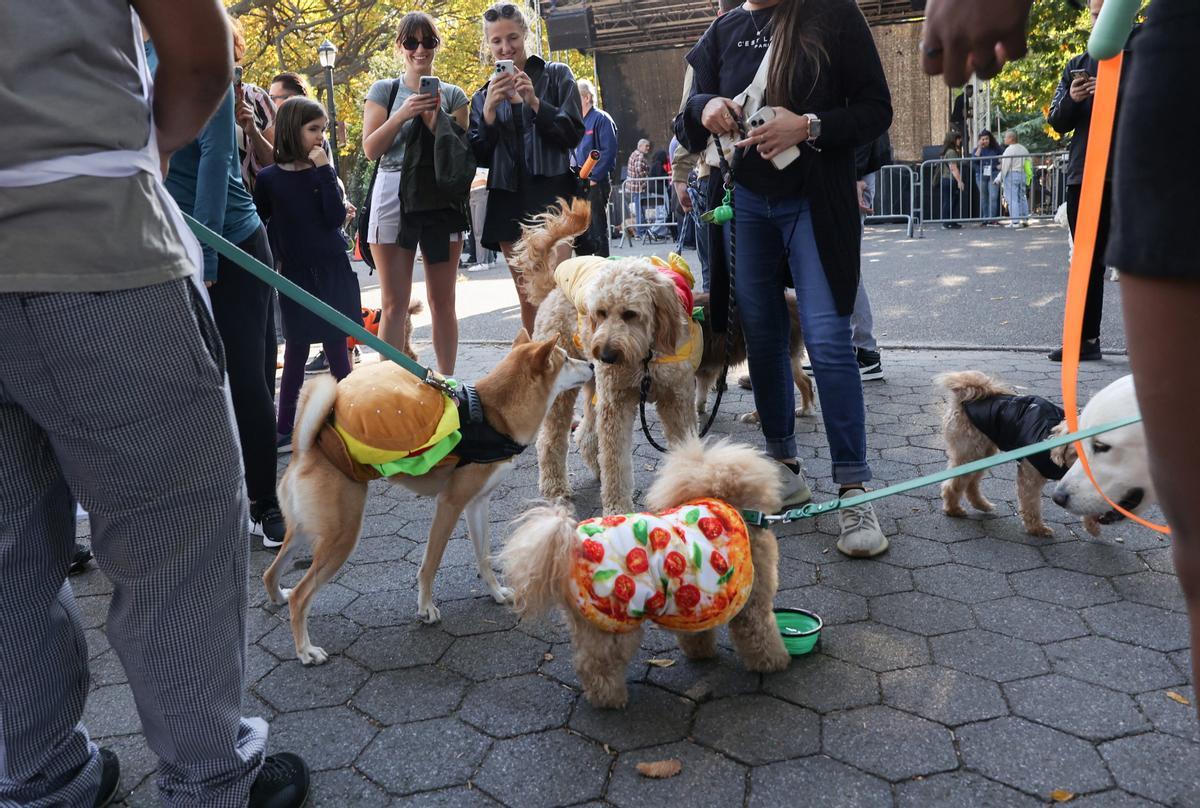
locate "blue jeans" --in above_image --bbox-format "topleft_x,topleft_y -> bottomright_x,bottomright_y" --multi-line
728,185 -> 870,485
976,174 -> 1001,220
682,185 -> 710,291
1003,173 -> 1029,220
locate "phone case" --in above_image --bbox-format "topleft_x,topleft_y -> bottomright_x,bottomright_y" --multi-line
746,107 -> 800,170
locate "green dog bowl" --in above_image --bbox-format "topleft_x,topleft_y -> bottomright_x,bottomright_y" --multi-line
774,608 -> 823,656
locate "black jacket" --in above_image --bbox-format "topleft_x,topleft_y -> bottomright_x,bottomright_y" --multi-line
400,111 -> 475,217
963,395 -> 1067,480
855,132 -> 893,180
675,0 -> 892,322
468,56 -> 584,191
1046,26 -> 1140,186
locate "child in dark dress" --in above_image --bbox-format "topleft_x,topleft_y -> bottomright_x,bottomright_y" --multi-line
253,98 -> 363,448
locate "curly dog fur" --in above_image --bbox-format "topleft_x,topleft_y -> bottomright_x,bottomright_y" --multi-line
513,198 -> 699,513
499,438 -> 791,708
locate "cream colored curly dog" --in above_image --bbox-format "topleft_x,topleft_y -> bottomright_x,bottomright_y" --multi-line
511,198 -> 699,514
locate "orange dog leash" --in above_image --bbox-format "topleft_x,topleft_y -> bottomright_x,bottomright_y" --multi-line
1059,52 -> 1170,535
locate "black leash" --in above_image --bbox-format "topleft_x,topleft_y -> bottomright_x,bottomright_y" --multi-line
638,132 -> 740,453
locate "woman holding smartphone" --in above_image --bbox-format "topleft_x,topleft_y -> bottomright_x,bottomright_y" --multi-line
363,12 -> 469,375
469,2 -> 584,334
675,0 -> 892,557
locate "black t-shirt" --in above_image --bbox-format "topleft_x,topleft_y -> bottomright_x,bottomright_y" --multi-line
686,7 -> 806,197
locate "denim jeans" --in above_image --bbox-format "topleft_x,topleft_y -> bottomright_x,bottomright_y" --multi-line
1003,173 -> 1029,220
975,174 -> 1001,220
684,185 -> 710,291
728,185 -> 870,484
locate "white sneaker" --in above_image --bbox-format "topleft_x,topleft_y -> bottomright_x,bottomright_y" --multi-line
777,462 -> 812,508
836,495 -> 888,557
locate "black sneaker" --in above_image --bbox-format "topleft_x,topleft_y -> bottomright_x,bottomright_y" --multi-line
250,500 -> 287,550
69,543 -> 94,576
94,747 -> 120,808
857,348 -> 884,380
1048,339 -> 1102,362
304,351 -> 327,374
248,753 -> 310,808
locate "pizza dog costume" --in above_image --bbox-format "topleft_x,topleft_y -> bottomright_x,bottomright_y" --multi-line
569,499 -> 754,633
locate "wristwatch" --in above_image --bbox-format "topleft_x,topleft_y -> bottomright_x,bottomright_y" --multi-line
803,113 -> 821,143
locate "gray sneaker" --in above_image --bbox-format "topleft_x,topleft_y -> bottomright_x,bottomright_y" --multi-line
777,462 -> 812,508
836,497 -> 888,557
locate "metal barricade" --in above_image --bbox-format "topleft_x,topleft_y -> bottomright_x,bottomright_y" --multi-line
618,175 -> 679,247
864,164 -> 917,238
917,151 -> 1067,234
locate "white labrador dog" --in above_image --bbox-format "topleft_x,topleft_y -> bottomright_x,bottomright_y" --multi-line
1052,375 -> 1154,525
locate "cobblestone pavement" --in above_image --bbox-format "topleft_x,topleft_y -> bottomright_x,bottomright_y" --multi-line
77,347 -> 1199,806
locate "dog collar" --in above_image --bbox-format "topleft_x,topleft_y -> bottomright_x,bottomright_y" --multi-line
451,383 -> 527,465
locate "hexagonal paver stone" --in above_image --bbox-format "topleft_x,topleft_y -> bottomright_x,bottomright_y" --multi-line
819,561 -> 913,597
1003,675 -> 1149,741
692,694 -> 819,764
254,656 -> 368,712
950,537 -> 1044,572
569,683 -> 693,751
644,647 -> 761,702
894,771 -> 1042,808
1009,567 -> 1119,609
880,666 -> 1006,726
401,787 -> 502,807
897,513 -> 988,543
822,623 -> 930,672
1042,542 -> 1145,577
1100,732 -> 1200,805
930,629 -> 1048,683
1135,687 -> 1199,740
340,590 -> 416,628
1067,792 -> 1165,808
869,591 -> 975,636
334,560 -> 417,594
306,769 -> 392,808
265,706 -> 379,770
475,729 -> 609,808
258,616 -> 362,662
607,741 -> 747,808
343,623 -> 454,671
874,536 -> 952,569
775,585 -> 868,625
351,666 -> 469,725
458,674 -> 576,737
1113,571 -> 1188,612
957,717 -> 1112,797
435,597 -> 520,637
83,684 -> 142,739
1082,602 -> 1191,653
1045,636 -> 1184,694
973,596 -> 1089,644
356,718 -> 490,796
762,655 -> 880,714
750,755 -> 891,808
913,563 -> 1011,604
440,630 -> 548,681
822,705 -> 956,782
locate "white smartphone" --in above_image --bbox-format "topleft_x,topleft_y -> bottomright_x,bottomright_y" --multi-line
493,59 -> 522,103
419,75 -> 441,100
745,107 -> 801,169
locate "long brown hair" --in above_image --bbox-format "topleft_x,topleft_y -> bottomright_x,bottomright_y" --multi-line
765,0 -> 831,109
273,97 -> 327,165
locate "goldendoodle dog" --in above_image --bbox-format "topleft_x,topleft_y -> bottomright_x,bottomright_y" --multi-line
499,438 -> 791,708
511,198 -> 699,514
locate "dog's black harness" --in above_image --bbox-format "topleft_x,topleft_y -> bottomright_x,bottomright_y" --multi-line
452,383 -> 527,466
963,395 -> 1067,480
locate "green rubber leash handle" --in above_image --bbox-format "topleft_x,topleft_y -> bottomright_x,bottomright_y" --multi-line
1089,0 -> 1140,59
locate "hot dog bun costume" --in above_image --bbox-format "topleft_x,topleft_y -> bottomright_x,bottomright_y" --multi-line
568,498 -> 754,633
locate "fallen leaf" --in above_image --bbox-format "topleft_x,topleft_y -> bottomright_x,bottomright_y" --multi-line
1167,690 -> 1191,706
647,658 -> 676,668
603,744 -> 613,755
1049,789 -> 1075,803
543,652 -> 554,662
636,759 -> 682,779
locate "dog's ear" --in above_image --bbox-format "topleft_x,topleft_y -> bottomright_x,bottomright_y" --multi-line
651,280 -> 684,357
1048,420 -> 1076,467
532,337 -> 559,370
513,328 -> 531,347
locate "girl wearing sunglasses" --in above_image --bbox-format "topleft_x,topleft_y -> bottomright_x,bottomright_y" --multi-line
362,12 -> 470,375
468,2 -> 585,335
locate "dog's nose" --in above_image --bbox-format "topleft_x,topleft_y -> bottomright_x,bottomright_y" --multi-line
1052,489 -> 1070,508
587,362 -> 595,372
598,350 -> 618,365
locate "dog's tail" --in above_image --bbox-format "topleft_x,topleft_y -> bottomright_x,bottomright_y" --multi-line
498,502 -> 577,619
408,299 -> 424,316
645,437 -> 784,517
509,197 -> 591,306
934,370 -> 1017,404
293,374 -> 338,456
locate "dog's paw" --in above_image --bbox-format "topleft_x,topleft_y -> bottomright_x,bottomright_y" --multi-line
490,585 -> 515,605
298,645 -> 328,666
794,406 -> 811,418
738,411 -> 762,424
1025,523 -> 1055,538
584,687 -> 629,710
744,647 -> 792,673
942,505 -> 967,518
277,587 -> 293,604
970,497 -> 996,512
417,602 -> 442,624
540,478 -> 572,502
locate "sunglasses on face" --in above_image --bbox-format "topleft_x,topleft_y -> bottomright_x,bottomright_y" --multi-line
401,36 -> 440,51
484,4 -> 518,22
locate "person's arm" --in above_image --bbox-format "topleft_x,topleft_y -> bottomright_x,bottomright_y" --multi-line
251,167 -> 272,223
193,90 -> 236,282
808,3 -> 892,148
236,89 -> 275,168
530,65 -> 585,148
468,88 -> 498,166
450,89 -> 471,131
675,35 -> 726,152
671,145 -> 698,210
1047,57 -> 1088,135
593,114 -> 618,179
311,156 -> 348,229
920,0 -> 1035,86
132,0 -> 231,160
363,82 -> 437,161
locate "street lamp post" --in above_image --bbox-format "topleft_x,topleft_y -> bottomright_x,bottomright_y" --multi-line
318,39 -> 340,177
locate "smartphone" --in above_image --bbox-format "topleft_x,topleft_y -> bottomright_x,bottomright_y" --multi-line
745,107 -> 801,169
1070,68 -> 1090,82
494,59 -> 522,103
419,75 -> 441,99
233,65 -> 243,89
